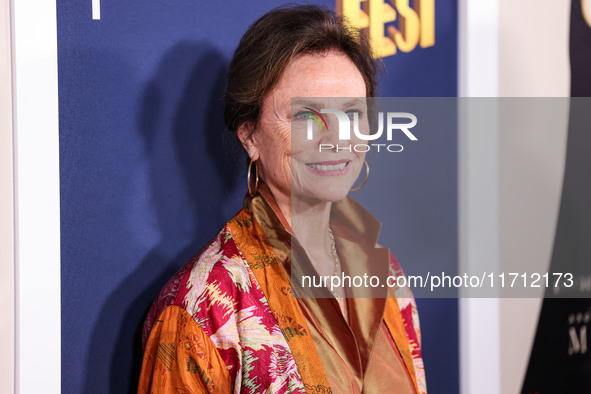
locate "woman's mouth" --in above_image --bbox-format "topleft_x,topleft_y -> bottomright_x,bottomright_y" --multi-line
305,160 -> 351,175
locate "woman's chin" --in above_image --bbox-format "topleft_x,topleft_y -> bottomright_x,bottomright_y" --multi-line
293,186 -> 352,204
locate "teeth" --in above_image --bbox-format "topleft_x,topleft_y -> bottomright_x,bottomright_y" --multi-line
308,162 -> 348,171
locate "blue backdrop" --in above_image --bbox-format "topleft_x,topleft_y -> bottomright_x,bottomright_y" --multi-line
57,1 -> 458,392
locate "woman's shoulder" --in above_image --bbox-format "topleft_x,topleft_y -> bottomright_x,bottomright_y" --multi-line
141,216 -> 257,349
140,208 -> 309,393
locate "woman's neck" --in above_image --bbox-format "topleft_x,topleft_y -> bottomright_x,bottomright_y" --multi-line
291,199 -> 332,253
264,184 -> 335,276
263,183 -> 348,309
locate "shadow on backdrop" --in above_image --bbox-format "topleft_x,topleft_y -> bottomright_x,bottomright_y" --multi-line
82,42 -> 244,393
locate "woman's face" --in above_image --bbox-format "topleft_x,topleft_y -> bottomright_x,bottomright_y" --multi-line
239,51 -> 368,205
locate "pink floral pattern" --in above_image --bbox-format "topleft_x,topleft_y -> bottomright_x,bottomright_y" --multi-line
143,226 -> 305,393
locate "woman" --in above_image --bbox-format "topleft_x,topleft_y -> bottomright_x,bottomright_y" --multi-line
138,5 -> 425,393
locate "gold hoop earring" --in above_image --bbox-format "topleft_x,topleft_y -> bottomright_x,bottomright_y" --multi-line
247,159 -> 259,197
350,160 -> 369,191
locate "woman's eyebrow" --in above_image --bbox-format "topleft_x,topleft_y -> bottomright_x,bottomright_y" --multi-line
291,98 -> 366,109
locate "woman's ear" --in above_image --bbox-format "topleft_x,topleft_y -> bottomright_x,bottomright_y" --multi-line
237,121 -> 259,161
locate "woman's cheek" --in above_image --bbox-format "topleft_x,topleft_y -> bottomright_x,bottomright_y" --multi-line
280,154 -> 292,186
275,123 -> 293,186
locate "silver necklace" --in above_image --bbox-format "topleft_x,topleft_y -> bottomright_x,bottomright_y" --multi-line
328,226 -> 342,299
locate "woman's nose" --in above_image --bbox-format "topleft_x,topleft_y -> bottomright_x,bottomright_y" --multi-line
320,113 -> 350,146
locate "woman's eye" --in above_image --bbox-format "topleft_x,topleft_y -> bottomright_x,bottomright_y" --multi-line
294,111 -> 313,120
346,110 -> 361,120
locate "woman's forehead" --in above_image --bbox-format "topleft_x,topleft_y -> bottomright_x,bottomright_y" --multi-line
271,52 -> 366,99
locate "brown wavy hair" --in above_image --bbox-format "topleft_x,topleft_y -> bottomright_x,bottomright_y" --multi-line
224,4 -> 379,135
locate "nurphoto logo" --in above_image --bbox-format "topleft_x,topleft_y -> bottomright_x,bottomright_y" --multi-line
303,108 -> 418,153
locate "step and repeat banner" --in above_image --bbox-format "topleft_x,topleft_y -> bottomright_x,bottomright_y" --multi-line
57,1 -> 457,392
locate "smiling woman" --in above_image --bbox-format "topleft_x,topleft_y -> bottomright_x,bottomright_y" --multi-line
240,53 -> 367,219
138,5 -> 426,393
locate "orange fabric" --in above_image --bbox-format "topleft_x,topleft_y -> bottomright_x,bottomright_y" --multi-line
384,296 -> 420,393
253,188 -> 421,393
368,323 -> 417,393
230,198 -> 421,393
298,296 -> 416,394
227,210 -> 332,393
138,185 -> 425,393
138,306 -> 233,394
254,189 -> 417,394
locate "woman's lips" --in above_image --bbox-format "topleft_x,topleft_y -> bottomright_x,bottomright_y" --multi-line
305,160 -> 351,176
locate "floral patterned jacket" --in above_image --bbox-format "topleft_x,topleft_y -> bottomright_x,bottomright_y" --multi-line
138,194 -> 426,394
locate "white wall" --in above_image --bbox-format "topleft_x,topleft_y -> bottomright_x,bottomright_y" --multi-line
498,1 -> 569,393
11,0 -> 62,392
499,1 -> 570,98
458,0 -> 501,392
460,1 -> 570,393
1,0 -> 15,392
459,1 -> 570,393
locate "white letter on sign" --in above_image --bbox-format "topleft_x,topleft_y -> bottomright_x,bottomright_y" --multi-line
387,112 -> 418,141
